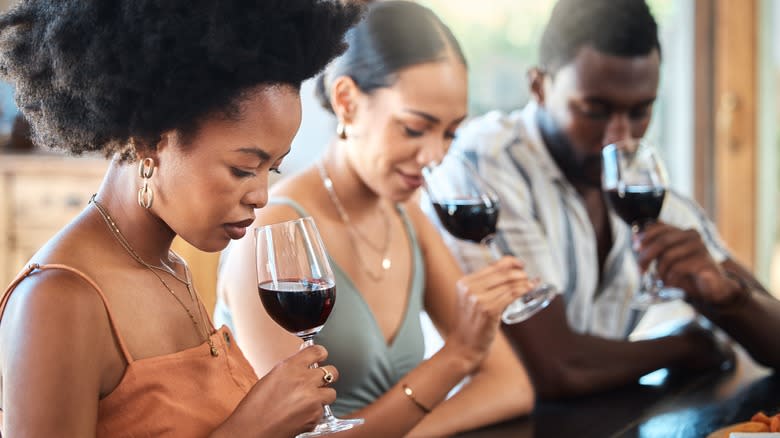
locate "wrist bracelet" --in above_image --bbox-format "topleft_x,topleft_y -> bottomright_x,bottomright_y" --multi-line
402,383 -> 432,414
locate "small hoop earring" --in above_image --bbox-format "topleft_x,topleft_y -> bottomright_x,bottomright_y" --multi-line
137,157 -> 155,209
336,122 -> 347,140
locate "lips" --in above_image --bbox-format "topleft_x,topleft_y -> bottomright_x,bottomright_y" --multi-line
224,218 -> 255,240
398,170 -> 424,190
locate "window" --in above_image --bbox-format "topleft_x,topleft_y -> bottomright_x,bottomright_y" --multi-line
761,0 -> 780,293
419,0 -> 695,193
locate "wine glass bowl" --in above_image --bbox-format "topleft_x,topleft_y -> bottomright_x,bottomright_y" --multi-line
601,139 -> 684,308
424,153 -> 501,247
423,152 -> 557,324
258,278 -> 335,338
255,217 -> 364,437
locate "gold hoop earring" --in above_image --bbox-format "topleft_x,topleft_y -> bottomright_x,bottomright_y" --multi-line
137,157 -> 155,209
336,122 -> 347,140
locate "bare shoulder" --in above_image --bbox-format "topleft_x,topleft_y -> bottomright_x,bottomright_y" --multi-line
1,237 -> 115,346
1,266 -> 110,335
0,266 -> 113,435
29,206 -> 112,274
0,209 -> 119,388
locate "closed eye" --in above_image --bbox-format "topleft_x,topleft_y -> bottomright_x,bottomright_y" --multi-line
403,126 -> 425,138
580,107 -> 610,120
230,167 -> 256,178
629,106 -> 652,120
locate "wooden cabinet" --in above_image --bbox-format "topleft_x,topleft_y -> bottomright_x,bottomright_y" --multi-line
0,154 -> 108,288
0,154 -> 220,314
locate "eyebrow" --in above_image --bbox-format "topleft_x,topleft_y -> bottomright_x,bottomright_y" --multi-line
403,109 -> 440,124
583,97 -> 657,107
403,109 -> 467,126
235,146 -> 292,161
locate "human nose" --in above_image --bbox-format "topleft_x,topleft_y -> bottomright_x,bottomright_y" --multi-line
602,112 -> 632,146
417,138 -> 449,168
242,175 -> 269,210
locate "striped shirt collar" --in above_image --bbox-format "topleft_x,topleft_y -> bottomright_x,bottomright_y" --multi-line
516,102 -> 567,184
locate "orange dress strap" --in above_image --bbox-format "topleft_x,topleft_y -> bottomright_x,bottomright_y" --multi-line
0,263 -> 134,364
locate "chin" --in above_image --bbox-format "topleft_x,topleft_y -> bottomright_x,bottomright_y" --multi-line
387,186 -> 417,204
205,236 -> 232,253
179,234 -> 231,254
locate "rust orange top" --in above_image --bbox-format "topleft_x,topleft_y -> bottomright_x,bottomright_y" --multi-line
0,264 -> 258,437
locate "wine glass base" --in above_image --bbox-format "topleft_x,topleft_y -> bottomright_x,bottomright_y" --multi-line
502,283 -> 557,324
296,417 -> 365,437
630,287 -> 685,310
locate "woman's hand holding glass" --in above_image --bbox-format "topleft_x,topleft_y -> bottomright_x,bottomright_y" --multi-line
444,257 -> 533,370
423,152 -> 557,324
219,345 -> 339,438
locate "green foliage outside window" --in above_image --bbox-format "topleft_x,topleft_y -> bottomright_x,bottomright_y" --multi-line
419,0 -> 676,116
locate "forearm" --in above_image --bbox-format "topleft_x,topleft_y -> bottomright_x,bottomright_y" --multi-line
503,299 -> 695,399
698,291 -> 780,368
335,342 -> 475,438
208,420 -> 282,438
550,334 -> 692,396
508,329 -> 691,399
407,369 -> 532,437
407,338 -> 534,437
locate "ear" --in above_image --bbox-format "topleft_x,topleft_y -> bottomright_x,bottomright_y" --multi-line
528,67 -> 546,105
330,75 -> 361,124
154,131 -> 176,154
134,132 -> 172,163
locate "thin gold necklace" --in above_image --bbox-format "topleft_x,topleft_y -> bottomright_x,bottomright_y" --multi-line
90,195 -> 219,357
317,161 -> 392,281
90,195 -> 190,286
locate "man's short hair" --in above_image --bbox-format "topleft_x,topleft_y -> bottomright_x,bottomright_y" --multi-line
539,0 -> 661,74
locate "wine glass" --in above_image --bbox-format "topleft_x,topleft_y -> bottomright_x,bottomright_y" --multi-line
255,217 -> 364,437
423,152 -> 557,324
601,139 -> 684,308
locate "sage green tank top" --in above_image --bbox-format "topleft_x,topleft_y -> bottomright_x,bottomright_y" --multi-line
215,197 -> 426,417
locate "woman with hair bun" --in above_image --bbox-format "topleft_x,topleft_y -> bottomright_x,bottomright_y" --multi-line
217,2 -> 535,436
0,1 -> 359,436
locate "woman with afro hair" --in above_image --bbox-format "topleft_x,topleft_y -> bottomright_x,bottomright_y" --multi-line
0,1 -> 359,436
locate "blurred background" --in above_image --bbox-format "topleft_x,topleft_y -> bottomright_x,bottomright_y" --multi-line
282,0 -> 780,299
0,0 -> 778,311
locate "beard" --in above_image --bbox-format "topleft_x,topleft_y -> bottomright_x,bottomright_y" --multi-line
535,107 -> 602,188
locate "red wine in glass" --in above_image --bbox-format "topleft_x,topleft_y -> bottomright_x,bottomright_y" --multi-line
259,279 -> 336,337
605,187 -> 666,229
432,199 -> 499,244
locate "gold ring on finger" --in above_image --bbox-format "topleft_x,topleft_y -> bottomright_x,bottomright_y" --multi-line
321,367 -> 334,384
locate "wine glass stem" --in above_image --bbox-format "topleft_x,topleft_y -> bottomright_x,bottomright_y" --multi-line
300,335 -> 337,420
481,234 -> 503,260
631,225 -> 660,293
301,336 -> 316,349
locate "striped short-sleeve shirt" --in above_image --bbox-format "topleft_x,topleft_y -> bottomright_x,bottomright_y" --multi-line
423,102 -> 731,339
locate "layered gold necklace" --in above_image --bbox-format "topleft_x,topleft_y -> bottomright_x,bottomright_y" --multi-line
90,195 -> 218,357
317,162 -> 392,281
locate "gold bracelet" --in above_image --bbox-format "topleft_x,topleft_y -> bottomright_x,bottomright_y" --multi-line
402,383 -> 432,414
